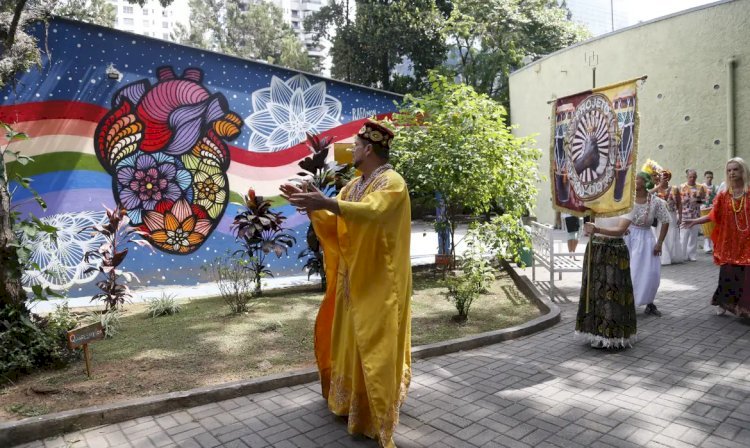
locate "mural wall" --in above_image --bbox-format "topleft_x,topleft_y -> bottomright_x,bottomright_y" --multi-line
0,18 -> 401,297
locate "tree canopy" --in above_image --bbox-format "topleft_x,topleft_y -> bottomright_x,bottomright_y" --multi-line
443,0 -> 590,106
305,0 -> 448,93
53,0 -> 116,27
174,0 -> 317,73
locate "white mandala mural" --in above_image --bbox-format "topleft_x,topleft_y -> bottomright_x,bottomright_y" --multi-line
21,211 -> 108,291
245,74 -> 342,152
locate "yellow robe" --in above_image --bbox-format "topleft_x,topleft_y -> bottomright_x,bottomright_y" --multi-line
310,168 -> 412,448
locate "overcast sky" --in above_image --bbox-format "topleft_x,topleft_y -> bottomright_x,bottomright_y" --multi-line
628,0 -> 723,22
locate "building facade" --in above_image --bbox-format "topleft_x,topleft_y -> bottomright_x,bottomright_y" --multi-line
267,0 -> 333,75
510,0 -> 748,224
107,0 -> 190,41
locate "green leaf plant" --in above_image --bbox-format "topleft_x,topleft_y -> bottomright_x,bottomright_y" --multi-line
391,72 -> 540,269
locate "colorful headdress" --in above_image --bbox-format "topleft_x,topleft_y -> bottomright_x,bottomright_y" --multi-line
641,159 -> 663,178
357,119 -> 394,149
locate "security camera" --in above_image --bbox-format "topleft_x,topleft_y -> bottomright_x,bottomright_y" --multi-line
106,64 -> 122,81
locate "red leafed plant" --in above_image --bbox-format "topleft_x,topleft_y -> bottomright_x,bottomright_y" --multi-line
232,188 -> 296,296
83,205 -> 152,311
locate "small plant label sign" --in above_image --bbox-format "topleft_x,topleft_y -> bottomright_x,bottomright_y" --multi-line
67,323 -> 105,378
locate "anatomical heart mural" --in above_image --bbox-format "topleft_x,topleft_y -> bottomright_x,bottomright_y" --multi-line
95,67 -> 241,254
0,18 -> 400,296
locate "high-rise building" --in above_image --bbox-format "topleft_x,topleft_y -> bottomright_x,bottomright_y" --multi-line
107,0 -> 190,42
107,0 -> 332,74
266,0 -> 333,75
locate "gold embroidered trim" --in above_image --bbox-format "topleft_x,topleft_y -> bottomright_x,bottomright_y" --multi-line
347,165 -> 392,202
342,269 -> 351,309
327,367 -> 411,448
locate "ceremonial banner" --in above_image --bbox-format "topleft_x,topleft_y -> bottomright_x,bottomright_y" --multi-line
550,79 -> 639,217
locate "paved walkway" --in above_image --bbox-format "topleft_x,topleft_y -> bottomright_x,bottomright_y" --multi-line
15,241 -> 750,448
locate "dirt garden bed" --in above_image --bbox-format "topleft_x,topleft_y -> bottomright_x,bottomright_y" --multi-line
0,270 -> 540,422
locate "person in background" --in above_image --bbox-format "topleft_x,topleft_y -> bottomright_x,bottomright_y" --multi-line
679,169 -> 707,261
651,169 -> 684,264
685,157 -> 750,318
702,170 -> 719,253
562,213 -> 581,254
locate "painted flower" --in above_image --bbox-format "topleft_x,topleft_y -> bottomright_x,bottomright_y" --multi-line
142,199 -> 212,254
245,74 -> 342,152
116,153 -> 192,224
21,211 -> 108,290
193,171 -> 226,218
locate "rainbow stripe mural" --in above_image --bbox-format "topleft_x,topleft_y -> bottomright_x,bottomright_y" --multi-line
0,18 -> 400,296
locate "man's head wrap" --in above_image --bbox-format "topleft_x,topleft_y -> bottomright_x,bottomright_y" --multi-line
357,119 -> 394,159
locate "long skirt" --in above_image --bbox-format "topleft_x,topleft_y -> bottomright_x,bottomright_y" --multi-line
654,210 -> 684,265
712,264 -> 750,317
625,225 -> 661,307
576,236 -> 637,348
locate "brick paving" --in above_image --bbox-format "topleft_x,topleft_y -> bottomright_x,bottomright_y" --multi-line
15,240 -> 750,448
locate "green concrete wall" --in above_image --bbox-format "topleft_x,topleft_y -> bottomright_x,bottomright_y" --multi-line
509,0 -> 749,224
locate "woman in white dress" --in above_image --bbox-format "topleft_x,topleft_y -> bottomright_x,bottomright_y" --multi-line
650,169 -> 684,265
626,172 -> 671,316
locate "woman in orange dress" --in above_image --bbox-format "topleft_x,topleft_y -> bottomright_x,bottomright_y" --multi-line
685,157 -> 750,317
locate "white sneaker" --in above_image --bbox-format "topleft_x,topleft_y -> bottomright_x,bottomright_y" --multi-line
716,308 -> 727,316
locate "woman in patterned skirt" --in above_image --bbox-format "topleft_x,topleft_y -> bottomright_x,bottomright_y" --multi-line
577,172 -> 668,348
686,157 -> 750,317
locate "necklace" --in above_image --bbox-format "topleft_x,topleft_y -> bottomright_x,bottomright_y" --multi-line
348,164 -> 393,202
730,187 -> 749,232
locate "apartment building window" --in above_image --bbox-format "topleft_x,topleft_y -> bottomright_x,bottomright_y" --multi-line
123,17 -> 134,25
162,10 -> 168,17
163,33 -> 170,39
123,5 -> 133,14
291,10 -> 299,18
143,9 -> 148,16
292,21 -> 300,29
162,21 -> 169,29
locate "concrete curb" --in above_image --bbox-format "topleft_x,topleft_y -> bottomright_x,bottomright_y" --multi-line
1,263 -> 560,447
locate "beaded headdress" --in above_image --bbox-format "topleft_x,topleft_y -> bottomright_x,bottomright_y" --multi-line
357,119 -> 394,149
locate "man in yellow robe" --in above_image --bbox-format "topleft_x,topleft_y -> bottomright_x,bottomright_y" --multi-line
280,120 -> 411,447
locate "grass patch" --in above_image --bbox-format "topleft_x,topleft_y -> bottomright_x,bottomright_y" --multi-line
0,269 -> 540,421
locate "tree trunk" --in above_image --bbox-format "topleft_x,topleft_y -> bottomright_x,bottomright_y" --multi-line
0,176 -> 27,310
0,0 -> 31,311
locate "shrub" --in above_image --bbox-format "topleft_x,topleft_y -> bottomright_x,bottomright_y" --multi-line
461,231 -> 496,293
84,309 -> 123,338
212,256 -> 256,314
232,188 -> 295,296
83,205 -> 151,311
146,293 -> 181,318
0,305 -> 78,384
444,273 -> 483,323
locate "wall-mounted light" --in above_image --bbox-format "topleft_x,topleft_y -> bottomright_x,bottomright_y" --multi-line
106,63 -> 122,81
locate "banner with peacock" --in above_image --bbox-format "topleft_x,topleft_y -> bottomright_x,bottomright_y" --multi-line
550,78 -> 640,218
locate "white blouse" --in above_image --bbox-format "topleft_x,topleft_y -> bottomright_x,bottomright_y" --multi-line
626,195 -> 670,228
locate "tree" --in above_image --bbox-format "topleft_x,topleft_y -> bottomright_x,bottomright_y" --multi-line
176,0 -> 317,72
305,0 -> 447,93
53,0 -> 117,27
443,0 -> 589,108
1,0 -> 49,311
391,72 -> 540,265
